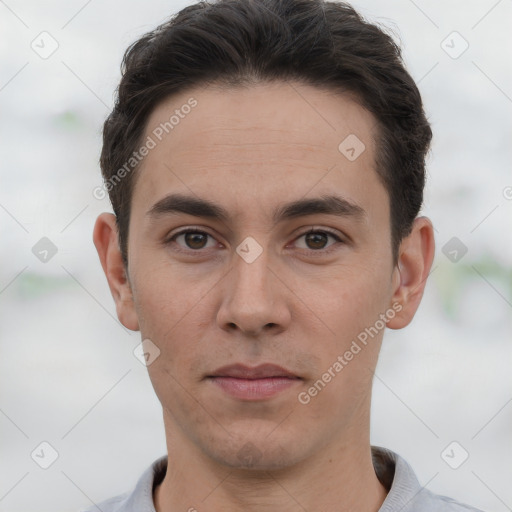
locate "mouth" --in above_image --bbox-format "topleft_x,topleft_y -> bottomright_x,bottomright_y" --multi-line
207,364 -> 302,400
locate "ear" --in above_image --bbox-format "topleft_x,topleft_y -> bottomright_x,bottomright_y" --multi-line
387,216 -> 435,329
93,213 -> 140,331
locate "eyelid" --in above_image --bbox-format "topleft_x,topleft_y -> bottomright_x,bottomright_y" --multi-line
300,226 -> 343,238
166,225 -> 215,239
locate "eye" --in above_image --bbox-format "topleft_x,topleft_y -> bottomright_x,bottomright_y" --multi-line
167,229 -> 218,251
293,228 -> 343,251
165,227 -> 344,254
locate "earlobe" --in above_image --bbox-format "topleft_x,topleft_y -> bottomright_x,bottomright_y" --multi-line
93,213 -> 140,331
387,216 -> 435,330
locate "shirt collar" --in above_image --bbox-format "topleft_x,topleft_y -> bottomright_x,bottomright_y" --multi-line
121,446 -> 422,511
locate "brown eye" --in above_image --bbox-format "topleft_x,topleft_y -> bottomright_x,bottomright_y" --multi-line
183,232 -> 208,249
294,229 -> 342,251
305,232 -> 329,249
169,229 -> 217,251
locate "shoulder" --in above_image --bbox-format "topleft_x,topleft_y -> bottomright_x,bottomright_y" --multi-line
79,491 -> 131,512
410,487 -> 485,511
78,455 -> 168,512
372,446 -> 485,512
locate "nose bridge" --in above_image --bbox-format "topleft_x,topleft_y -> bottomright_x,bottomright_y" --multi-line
231,243 -> 273,309
217,240 -> 288,335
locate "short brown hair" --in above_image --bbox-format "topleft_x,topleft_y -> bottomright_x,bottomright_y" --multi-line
100,0 -> 432,267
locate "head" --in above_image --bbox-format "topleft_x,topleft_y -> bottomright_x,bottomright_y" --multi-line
94,0 -> 434,471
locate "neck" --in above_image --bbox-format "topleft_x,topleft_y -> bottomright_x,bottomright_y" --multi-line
154,414 -> 388,512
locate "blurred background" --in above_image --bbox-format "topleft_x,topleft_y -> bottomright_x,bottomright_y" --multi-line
1,0 -> 511,510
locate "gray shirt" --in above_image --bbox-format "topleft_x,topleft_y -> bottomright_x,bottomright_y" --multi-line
81,446 -> 484,511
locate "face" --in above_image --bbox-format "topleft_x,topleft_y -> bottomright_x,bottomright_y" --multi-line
109,82 -> 410,469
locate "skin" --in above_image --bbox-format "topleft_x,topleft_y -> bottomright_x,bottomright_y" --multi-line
94,81 -> 435,512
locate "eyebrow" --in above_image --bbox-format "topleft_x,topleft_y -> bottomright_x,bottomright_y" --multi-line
147,193 -> 366,224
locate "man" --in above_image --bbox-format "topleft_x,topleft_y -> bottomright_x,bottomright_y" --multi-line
88,0 -> 483,510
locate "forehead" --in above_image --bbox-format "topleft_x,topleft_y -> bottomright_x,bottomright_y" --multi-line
131,81 -> 386,223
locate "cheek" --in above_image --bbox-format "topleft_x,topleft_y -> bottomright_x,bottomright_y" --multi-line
302,263 -> 390,406
300,277 -> 385,418
131,253 -> 213,332
130,261 -> 219,398
319,263 -> 391,336
141,304 -> 212,430
148,363 -> 213,444
292,278 -> 385,427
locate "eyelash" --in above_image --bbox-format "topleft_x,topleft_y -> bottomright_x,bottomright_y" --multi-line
165,227 -> 344,255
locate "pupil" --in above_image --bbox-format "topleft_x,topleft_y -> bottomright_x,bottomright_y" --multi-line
306,232 -> 327,249
186,233 -> 207,249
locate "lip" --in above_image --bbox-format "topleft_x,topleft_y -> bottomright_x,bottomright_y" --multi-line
207,364 -> 301,401
208,363 -> 299,379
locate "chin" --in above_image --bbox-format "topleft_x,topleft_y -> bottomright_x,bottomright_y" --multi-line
205,436 -> 303,472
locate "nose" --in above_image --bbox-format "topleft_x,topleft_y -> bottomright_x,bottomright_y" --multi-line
216,247 -> 291,337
